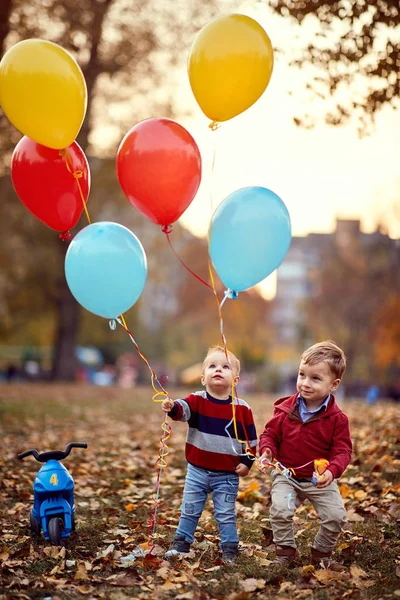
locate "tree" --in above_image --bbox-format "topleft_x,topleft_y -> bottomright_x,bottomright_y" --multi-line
268,0 -> 400,131
301,231 -> 399,387
0,0 -> 229,379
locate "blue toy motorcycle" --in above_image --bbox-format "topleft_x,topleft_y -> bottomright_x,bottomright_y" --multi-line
18,442 -> 87,545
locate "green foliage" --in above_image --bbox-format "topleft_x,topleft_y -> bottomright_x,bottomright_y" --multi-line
267,0 -> 400,131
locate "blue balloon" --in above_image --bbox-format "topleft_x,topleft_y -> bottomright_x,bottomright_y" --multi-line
209,187 -> 291,293
65,222 -> 147,318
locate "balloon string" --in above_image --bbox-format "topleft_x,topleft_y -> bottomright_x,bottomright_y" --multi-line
256,458 -> 322,479
207,123 -> 226,346
117,314 -> 168,402
206,123 -> 251,457
116,314 -> 171,550
160,124 -> 218,293
209,123 -> 218,215
60,148 -> 91,225
147,413 -> 171,553
162,228 -> 213,291
256,458 -> 296,478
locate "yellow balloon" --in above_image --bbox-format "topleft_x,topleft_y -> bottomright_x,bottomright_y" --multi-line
188,14 -> 274,123
0,39 -> 87,149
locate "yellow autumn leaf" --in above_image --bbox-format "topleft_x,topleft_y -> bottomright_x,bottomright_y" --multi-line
124,503 -> 136,512
74,561 -> 89,581
237,480 -> 260,502
339,483 -> 353,498
160,579 -> 177,590
354,490 -> 368,501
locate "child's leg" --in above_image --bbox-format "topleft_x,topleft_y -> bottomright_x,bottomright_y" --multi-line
176,464 -> 209,544
210,472 -> 239,548
306,481 -> 346,555
269,473 -> 301,551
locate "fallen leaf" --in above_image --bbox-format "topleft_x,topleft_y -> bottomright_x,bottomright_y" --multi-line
346,509 -> 365,522
314,570 -> 350,584
239,578 -> 265,592
350,564 -> 374,588
74,561 -> 89,581
43,546 -> 64,558
353,490 -> 368,501
160,579 -> 177,590
278,581 -> 297,594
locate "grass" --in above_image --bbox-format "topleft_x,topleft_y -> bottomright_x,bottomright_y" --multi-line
0,383 -> 399,599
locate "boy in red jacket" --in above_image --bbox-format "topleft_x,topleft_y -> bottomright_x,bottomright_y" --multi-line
259,340 -> 352,567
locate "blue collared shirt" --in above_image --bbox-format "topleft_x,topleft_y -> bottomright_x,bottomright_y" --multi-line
297,394 -> 330,422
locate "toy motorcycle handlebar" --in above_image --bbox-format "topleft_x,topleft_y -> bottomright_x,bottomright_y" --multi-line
18,442 -> 88,463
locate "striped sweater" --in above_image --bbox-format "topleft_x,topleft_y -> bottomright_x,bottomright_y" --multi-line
168,390 -> 257,473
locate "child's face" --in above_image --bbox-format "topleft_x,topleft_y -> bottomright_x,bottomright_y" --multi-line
296,360 -> 340,405
201,350 -> 239,397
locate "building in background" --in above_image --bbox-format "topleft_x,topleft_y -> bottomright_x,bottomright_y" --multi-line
270,218 -> 399,383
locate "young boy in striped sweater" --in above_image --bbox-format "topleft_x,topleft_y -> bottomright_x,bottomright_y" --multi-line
162,346 -> 257,563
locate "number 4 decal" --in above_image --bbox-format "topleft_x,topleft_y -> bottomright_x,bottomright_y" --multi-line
50,473 -> 58,486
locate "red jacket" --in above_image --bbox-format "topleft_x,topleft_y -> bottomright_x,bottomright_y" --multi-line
259,394 -> 352,479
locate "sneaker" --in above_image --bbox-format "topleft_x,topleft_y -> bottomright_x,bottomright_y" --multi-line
164,535 -> 191,559
271,546 -> 297,567
221,543 -> 239,564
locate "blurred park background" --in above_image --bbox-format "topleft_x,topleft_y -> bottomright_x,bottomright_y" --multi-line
0,0 -> 399,402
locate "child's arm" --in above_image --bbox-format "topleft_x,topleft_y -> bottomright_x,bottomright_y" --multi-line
258,447 -> 274,474
259,412 -> 284,460
161,398 -> 174,412
316,469 -> 334,488
235,463 -> 249,476
161,394 -> 198,422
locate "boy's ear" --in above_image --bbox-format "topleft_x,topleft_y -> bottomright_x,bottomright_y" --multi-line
234,374 -> 240,386
331,378 -> 341,392
201,375 -> 205,386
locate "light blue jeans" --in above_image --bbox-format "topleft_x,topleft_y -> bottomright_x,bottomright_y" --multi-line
176,463 -> 239,547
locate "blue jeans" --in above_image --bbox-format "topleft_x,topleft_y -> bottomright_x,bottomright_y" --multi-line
176,463 -> 239,547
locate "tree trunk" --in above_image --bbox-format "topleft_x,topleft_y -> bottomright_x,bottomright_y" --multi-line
51,0 -> 114,380
50,244 -> 80,380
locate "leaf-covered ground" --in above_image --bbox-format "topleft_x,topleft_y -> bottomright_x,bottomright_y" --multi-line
0,384 -> 399,599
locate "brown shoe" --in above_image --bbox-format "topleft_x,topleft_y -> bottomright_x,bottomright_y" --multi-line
311,548 -> 343,569
271,546 -> 298,567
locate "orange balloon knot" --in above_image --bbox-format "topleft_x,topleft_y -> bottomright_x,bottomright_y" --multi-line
209,121 -> 221,131
161,224 -> 173,234
59,230 -> 72,241
73,169 -> 83,180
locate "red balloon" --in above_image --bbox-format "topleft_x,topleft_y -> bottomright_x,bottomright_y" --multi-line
11,136 -> 90,234
116,118 -> 202,227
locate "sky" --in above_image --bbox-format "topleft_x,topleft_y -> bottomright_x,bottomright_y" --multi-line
172,3 -> 400,298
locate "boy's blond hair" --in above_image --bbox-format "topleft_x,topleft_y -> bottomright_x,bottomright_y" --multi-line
301,340 -> 346,379
203,345 -> 241,376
